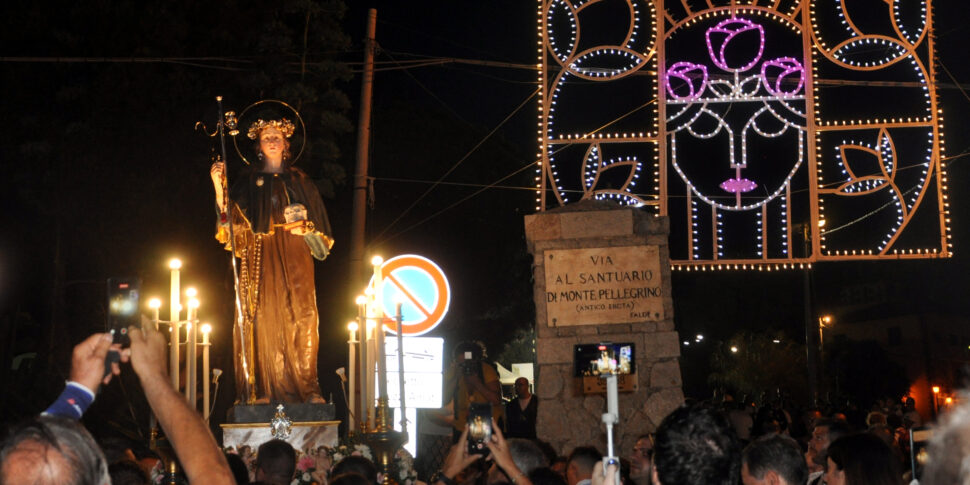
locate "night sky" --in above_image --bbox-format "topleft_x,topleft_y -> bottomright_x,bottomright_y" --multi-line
2,0 -> 969,426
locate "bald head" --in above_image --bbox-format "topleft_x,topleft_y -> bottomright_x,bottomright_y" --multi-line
0,416 -> 109,485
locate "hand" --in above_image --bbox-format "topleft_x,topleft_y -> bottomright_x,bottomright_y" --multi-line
210,161 -> 227,212
441,427 -> 482,479
592,460 -> 618,485
128,326 -> 169,382
210,161 -> 226,184
69,333 -> 127,392
463,372 -> 484,387
485,419 -> 522,481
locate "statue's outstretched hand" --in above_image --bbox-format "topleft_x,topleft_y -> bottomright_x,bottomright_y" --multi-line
210,161 -> 227,212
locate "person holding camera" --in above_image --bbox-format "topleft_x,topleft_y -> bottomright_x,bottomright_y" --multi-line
2,327 -> 234,485
442,341 -> 504,442
433,421 -> 537,485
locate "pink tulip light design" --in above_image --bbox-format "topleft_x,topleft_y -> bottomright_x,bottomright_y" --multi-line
705,18 -> 766,72
666,62 -> 709,101
761,57 -> 805,97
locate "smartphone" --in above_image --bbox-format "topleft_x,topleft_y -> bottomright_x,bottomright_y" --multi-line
106,277 -> 140,347
467,402 -> 493,455
910,427 -> 933,480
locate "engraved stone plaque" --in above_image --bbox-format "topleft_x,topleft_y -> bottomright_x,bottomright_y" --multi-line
543,246 -> 663,326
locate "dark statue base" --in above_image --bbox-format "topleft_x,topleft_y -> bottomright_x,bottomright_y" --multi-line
228,403 -> 335,423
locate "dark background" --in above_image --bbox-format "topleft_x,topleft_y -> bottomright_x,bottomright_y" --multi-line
0,0 -> 968,438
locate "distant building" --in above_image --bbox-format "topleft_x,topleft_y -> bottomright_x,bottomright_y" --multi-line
826,313 -> 970,420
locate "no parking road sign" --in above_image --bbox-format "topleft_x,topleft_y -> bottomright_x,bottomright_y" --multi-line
371,254 -> 450,336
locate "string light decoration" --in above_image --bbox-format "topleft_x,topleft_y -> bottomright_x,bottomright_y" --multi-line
536,0 -> 950,269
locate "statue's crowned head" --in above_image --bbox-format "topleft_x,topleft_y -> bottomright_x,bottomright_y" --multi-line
247,118 -> 296,140
248,118 -> 295,165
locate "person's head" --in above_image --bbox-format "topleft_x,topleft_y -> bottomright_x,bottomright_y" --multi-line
530,467 -> 568,485
108,460 -> 150,485
488,438 -> 548,484
652,404 -> 740,485
515,377 -> 532,398
226,452 -> 251,484
255,439 -> 296,485
740,434 -> 807,485
0,415 -> 110,485
98,436 -> 137,465
453,341 -> 486,363
824,432 -> 901,485
550,456 -> 568,478
330,472 -> 375,485
809,418 -> 850,465
248,118 -> 295,168
630,433 -> 654,479
565,446 -> 601,485
332,455 -> 378,484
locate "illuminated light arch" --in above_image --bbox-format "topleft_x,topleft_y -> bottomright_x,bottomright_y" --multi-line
536,0 -> 951,269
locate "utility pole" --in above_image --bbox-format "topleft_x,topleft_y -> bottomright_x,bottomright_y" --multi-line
801,223 -> 819,406
350,9 -> 377,288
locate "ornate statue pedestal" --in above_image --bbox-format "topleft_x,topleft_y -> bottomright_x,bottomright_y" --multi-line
221,420 -> 340,451
222,403 -> 339,451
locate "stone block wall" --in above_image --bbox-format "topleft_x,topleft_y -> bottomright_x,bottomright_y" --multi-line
524,201 -> 684,456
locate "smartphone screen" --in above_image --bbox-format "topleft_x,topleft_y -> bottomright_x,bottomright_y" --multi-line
467,402 -> 493,455
107,277 -> 140,346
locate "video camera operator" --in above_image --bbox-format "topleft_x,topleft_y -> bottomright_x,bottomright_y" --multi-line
441,341 -> 504,442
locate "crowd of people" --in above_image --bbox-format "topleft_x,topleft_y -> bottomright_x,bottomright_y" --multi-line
3,330 -> 970,485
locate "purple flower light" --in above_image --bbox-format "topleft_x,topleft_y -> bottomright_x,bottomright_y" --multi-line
666,61 -> 709,101
761,57 -> 805,96
720,177 -> 758,193
706,18 -> 765,73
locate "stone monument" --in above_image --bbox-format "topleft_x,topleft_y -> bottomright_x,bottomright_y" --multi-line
523,200 -> 684,455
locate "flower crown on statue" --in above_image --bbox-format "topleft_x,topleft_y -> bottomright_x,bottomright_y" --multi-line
247,118 -> 296,140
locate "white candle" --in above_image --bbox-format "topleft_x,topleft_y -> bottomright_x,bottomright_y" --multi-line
367,319 -> 376,426
201,323 -> 211,423
149,298 -> 161,331
186,295 -> 199,405
148,297 -> 162,432
347,321 -> 358,432
395,302 -> 407,433
355,295 -> 368,430
371,256 -> 386,418
375,305 -> 388,403
169,259 -> 182,390
372,256 -> 385,323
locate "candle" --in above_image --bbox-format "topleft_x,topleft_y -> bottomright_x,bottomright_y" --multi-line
148,296 -> 162,432
374,297 -> 388,403
201,323 -> 211,423
395,302 -> 407,434
371,256 -> 386,417
367,318 -> 376,426
347,321 -> 358,432
372,255 -> 385,323
186,295 -> 199,405
355,295 -> 368,430
149,298 -> 161,331
168,259 -> 181,390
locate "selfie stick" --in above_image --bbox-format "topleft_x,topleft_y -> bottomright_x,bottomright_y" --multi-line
215,96 -> 255,403
601,374 -> 621,484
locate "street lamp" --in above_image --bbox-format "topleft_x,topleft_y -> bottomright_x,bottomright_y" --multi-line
818,315 -> 833,397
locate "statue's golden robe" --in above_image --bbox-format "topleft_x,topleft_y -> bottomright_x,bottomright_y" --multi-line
218,167 -> 333,403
